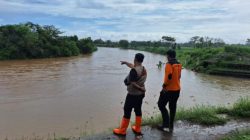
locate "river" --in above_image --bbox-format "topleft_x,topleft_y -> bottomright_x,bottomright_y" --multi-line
0,47 -> 249,139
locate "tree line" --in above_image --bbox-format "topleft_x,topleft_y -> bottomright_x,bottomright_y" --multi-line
94,36 -> 250,49
0,22 -> 97,60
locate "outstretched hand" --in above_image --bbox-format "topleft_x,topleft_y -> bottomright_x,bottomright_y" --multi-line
120,61 -> 134,68
120,61 -> 127,65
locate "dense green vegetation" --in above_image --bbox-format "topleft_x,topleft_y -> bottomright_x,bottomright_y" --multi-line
0,22 -> 97,60
178,46 -> 250,77
220,129 -> 250,140
142,98 -> 250,126
94,36 -> 250,77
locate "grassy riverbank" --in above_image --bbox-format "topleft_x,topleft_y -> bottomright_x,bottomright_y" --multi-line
124,45 -> 250,78
8,98 -> 249,140
220,129 -> 250,140
142,98 -> 250,126
56,98 -> 250,140
177,46 -> 250,77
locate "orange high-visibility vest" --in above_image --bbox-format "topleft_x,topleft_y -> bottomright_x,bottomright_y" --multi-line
163,63 -> 182,91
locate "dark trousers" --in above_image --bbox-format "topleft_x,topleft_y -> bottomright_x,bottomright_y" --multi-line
157,90 -> 180,128
123,94 -> 145,119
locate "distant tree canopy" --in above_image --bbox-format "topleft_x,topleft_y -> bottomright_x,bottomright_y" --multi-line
246,38 -> 250,45
119,40 -> 129,48
94,35 -> 229,49
161,36 -> 176,43
189,36 -> 225,48
94,36 -> 249,51
0,22 -> 97,60
94,38 -> 105,45
161,36 -> 176,49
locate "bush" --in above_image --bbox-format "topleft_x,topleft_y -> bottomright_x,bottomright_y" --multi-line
77,37 -> 97,54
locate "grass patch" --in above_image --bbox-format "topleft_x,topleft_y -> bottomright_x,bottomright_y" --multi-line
142,98 -> 250,126
230,98 -> 250,118
220,129 -> 250,140
215,106 -> 231,114
142,114 -> 162,126
175,106 -> 228,125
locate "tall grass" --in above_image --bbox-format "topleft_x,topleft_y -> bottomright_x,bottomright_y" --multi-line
229,98 -> 250,118
142,98 -> 250,126
175,106 -> 228,125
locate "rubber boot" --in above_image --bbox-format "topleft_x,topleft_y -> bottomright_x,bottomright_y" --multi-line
113,117 -> 130,136
132,116 -> 142,135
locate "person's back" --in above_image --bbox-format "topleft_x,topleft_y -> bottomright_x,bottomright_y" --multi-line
127,65 -> 147,95
158,49 -> 182,132
163,60 -> 181,92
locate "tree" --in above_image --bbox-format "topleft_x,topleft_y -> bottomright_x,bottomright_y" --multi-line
213,38 -> 225,47
204,36 -> 212,47
77,37 -> 97,54
105,40 -> 112,47
161,36 -> 176,48
94,39 -> 105,45
246,39 -> 250,45
162,36 -> 176,43
190,36 -> 225,48
190,36 -> 200,48
0,22 -> 96,60
119,40 -> 129,48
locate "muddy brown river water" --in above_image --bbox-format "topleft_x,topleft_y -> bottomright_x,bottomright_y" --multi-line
0,47 -> 249,139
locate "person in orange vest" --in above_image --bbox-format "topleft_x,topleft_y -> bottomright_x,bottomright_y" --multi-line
113,53 -> 147,136
157,49 -> 182,132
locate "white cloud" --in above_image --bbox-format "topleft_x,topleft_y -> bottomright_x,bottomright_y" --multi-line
0,0 -> 250,43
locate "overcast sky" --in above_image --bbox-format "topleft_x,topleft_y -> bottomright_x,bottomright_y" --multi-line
0,0 -> 250,43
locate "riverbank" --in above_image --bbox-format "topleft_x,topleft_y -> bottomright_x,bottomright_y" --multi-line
177,46 -> 250,78
4,96 -> 249,140
221,129 -> 250,140
83,98 -> 250,140
110,45 -> 250,78
48,98 -> 250,140
142,98 -> 250,126
10,120 -> 250,140
80,120 -> 250,140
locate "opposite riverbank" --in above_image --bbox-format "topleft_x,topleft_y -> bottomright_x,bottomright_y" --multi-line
0,22 -> 97,60
118,45 -> 250,78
